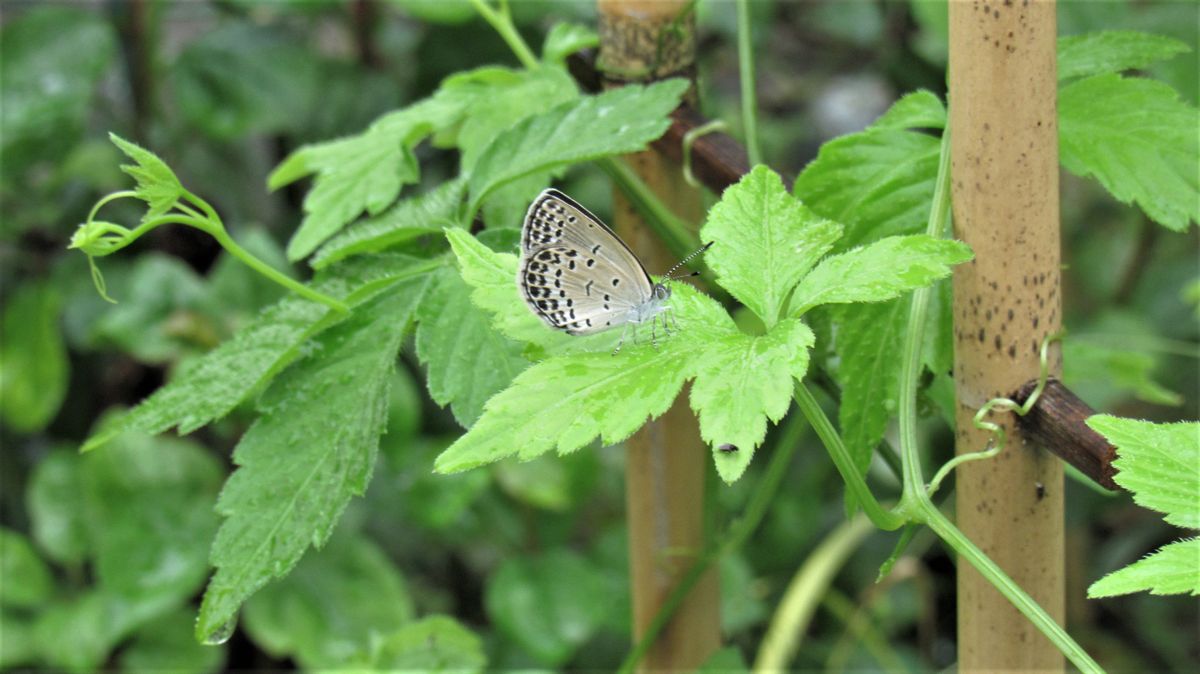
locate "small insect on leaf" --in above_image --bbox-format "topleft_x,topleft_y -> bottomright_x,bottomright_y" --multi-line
717,443 -> 739,453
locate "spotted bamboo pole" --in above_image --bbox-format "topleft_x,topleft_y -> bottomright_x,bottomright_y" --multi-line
949,0 -> 1065,669
597,1 -> 721,670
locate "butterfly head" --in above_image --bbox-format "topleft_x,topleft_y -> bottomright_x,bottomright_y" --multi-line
652,283 -> 671,301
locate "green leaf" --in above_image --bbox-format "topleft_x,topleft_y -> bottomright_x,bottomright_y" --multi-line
1058,31 -> 1191,82
1087,415 -> 1199,529
81,425 -> 223,605
274,97 -> 456,260
542,23 -> 599,64
86,254 -> 437,451
445,227 -> 569,349
790,235 -> 973,316
833,298 -> 908,491
120,609 -> 227,674
376,436 -> 490,531
1059,73 -> 1199,231
109,133 -> 185,220
196,278 -> 428,641
0,282 -> 68,433
356,615 -> 486,672
1064,340 -> 1182,407
1088,538 -> 1200,598
692,319 -> 814,483
27,449 -> 88,565
312,178 -> 466,269
0,528 -> 53,609
485,550 -> 612,666
794,105 -> 942,249
243,533 -> 415,668
466,78 -> 689,216
434,284 -> 735,473
700,165 -> 842,327
867,90 -> 946,131
416,267 -> 529,427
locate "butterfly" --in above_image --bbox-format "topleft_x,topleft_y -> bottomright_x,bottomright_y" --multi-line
517,188 -> 711,353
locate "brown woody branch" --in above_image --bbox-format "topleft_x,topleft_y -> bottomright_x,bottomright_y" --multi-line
1015,379 -> 1120,491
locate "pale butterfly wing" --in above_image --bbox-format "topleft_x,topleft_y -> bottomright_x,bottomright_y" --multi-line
518,189 -> 655,335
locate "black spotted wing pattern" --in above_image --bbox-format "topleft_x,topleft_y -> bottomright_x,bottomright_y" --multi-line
518,189 -> 655,336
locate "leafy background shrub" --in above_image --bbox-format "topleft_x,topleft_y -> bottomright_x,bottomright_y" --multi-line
1,1 -> 1196,671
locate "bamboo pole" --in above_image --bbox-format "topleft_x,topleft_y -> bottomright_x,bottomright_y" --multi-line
597,1 -> 721,670
948,1 -> 1065,670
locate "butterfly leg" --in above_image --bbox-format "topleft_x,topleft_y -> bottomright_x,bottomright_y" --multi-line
612,323 -> 629,356
669,308 -> 680,333
650,316 -> 660,349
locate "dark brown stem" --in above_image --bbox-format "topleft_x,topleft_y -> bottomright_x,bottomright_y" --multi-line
352,0 -> 382,69
111,0 -> 155,142
1015,379 -> 1120,491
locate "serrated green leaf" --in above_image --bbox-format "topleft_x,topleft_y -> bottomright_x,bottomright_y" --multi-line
833,299 -> 907,493
86,254 -> 439,451
243,533 -> 414,668
466,78 -> 689,216
1060,73 -> 1199,232
700,165 -> 842,328
355,615 -> 486,672
692,319 -> 814,483
312,178 -> 466,269
26,449 -> 88,565
195,278 -> 429,640
484,550 -> 612,666
416,267 -> 529,427
276,97 -> 458,260
794,113 -> 941,249
120,609 -> 226,674
867,90 -> 946,131
81,427 -> 222,606
1058,31 -> 1191,82
108,133 -> 184,220
1088,538 -> 1200,597
445,227 -> 570,349
0,528 -> 53,608
0,282 -> 68,433
1086,415 -> 1199,529
543,23 -> 599,64
434,285 -> 736,473
790,235 -> 972,316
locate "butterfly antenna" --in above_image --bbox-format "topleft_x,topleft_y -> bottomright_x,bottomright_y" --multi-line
664,241 -> 713,280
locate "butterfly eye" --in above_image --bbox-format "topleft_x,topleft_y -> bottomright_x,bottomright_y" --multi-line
654,284 -> 670,301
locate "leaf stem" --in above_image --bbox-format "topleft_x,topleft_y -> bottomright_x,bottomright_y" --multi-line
597,156 -> 700,261
469,0 -> 540,70
793,383 -> 905,531
735,0 -> 762,166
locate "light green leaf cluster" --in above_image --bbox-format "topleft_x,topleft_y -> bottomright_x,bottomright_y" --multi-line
1086,415 -> 1200,597
1058,30 -> 1191,82
439,164 -> 971,482
109,133 -> 185,220
1060,72 -> 1198,232
195,280 -> 428,640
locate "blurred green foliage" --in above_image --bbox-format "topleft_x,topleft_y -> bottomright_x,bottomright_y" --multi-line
1,1 -> 1196,672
